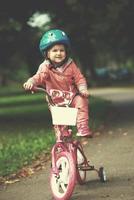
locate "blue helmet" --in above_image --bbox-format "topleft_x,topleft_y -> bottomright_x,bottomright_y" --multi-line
39,29 -> 70,54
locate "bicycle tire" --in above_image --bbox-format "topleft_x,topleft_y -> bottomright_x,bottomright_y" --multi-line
50,151 -> 76,200
98,167 -> 107,182
76,145 -> 86,184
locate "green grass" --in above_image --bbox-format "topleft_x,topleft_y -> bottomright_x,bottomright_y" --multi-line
0,85 -> 111,177
0,131 -> 55,176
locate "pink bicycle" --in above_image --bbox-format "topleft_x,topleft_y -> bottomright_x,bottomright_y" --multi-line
31,87 -> 106,200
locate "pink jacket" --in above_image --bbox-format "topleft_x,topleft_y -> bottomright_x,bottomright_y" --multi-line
28,58 -> 87,95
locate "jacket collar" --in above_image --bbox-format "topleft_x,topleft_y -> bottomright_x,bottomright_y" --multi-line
44,58 -> 72,72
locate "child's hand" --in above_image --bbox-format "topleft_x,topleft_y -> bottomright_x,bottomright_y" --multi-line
23,81 -> 34,90
79,89 -> 89,97
78,84 -> 89,97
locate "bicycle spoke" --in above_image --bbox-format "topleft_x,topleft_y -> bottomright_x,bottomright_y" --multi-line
60,182 -> 67,193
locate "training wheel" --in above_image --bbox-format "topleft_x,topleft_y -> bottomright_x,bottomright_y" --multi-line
98,167 -> 106,182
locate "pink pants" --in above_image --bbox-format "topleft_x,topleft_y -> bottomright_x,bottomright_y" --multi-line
71,95 -> 91,136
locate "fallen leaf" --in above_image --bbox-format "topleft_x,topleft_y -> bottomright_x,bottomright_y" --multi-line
94,132 -> 101,136
18,167 -> 34,177
108,131 -> 113,135
5,179 -> 20,184
123,132 -> 128,136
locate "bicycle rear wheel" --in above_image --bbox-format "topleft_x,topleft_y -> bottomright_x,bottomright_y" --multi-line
50,151 -> 76,200
76,146 -> 87,184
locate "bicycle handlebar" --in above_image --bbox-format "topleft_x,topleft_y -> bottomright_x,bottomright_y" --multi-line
31,86 -> 55,106
32,86 -> 47,94
30,86 -> 79,106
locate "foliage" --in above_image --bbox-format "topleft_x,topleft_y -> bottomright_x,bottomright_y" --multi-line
0,85 -> 53,176
0,131 -> 55,176
0,0 -> 134,85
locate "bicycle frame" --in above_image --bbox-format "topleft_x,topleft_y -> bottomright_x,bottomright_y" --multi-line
51,125 -> 75,175
27,86 -> 106,200
51,124 -> 96,176
31,86 -> 80,173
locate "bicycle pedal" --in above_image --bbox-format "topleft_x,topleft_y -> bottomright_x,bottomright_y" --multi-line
78,165 -> 95,171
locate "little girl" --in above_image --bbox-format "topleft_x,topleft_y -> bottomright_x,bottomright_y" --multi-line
23,29 -> 92,138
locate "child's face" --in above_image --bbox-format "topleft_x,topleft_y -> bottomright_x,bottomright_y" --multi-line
47,44 -> 66,64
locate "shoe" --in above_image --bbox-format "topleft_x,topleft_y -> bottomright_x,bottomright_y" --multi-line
76,132 -> 93,138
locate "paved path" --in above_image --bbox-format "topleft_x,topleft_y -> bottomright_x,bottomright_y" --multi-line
0,87 -> 134,200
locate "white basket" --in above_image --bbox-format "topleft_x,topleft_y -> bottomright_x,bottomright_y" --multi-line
50,106 -> 78,126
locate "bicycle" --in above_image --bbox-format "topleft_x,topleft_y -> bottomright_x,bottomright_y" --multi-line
29,86 -> 106,200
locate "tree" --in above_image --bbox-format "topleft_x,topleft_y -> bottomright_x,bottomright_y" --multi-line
0,0 -> 134,85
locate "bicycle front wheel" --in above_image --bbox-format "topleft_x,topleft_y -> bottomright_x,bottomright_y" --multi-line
50,151 -> 76,200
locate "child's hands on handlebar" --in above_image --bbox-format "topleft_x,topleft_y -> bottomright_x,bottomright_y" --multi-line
23,81 -> 34,91
78,84 -> 89,98
79,89 -> 89,98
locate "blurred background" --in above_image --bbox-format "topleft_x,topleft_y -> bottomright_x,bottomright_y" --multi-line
0,0 -> 134,178
0,0 -> 134,87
